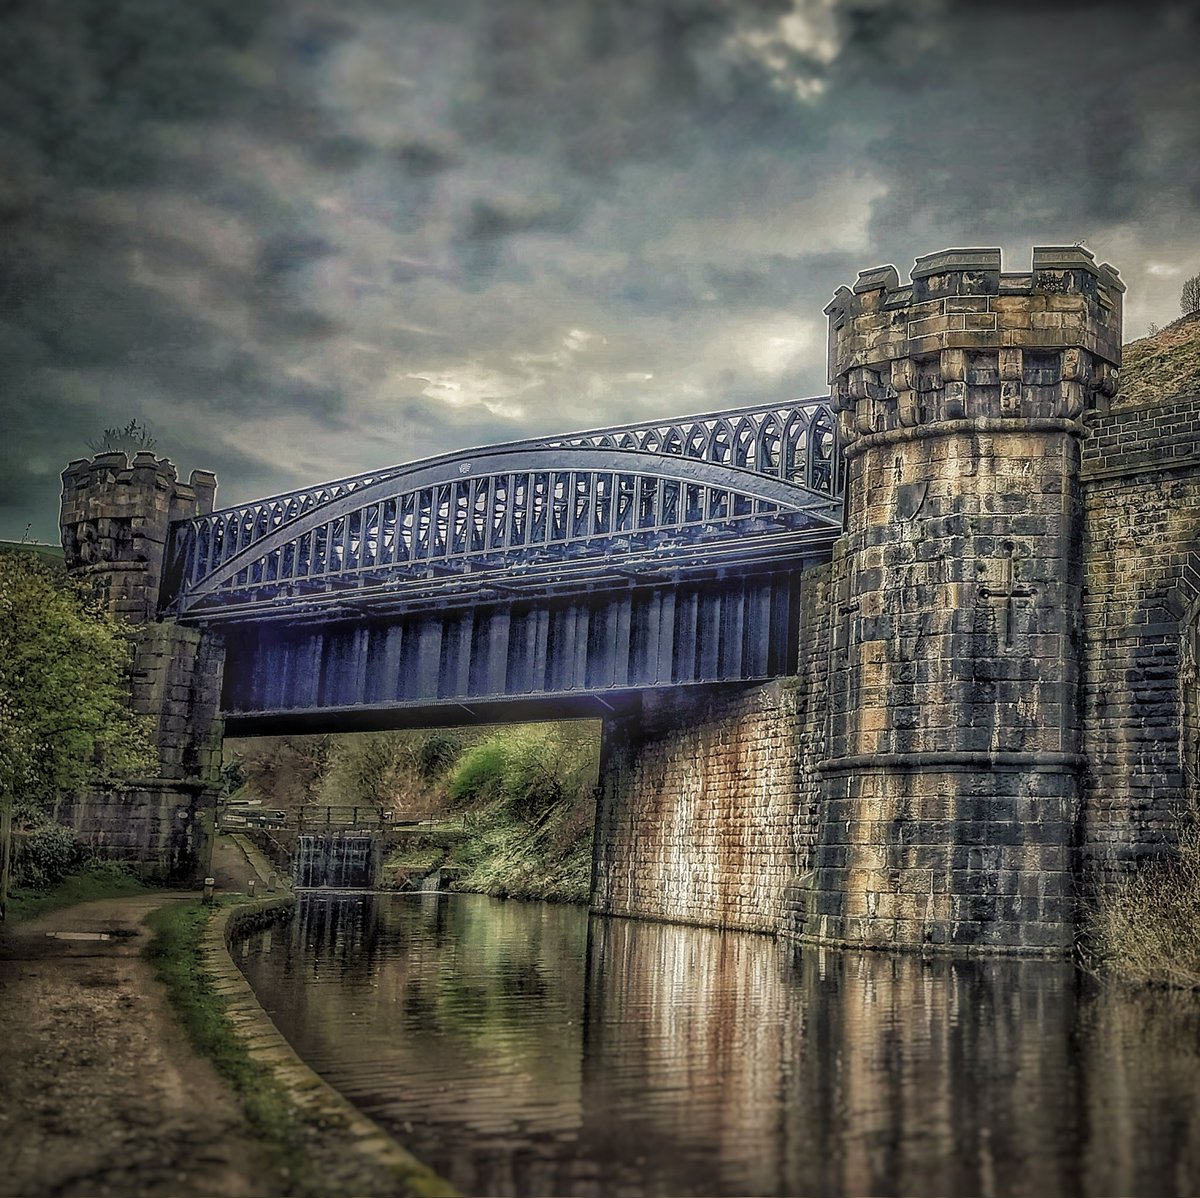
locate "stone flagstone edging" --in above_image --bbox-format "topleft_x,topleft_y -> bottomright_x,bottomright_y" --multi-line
203,898 -> 459,1197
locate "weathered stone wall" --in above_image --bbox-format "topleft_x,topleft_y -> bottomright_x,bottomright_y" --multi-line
794,247 -> 1123,954
1081,390 -> 1200,886
58,453 -> 223,884
51,785 -> 215,884
592,564 -> 831,934
61,451 -> 216,623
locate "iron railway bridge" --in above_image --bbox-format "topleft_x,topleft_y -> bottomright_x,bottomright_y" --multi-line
161,399 -> 845,731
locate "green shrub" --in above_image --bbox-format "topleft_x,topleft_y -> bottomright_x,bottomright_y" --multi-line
448,738 -> 510,807
12,820 -> 85,889
443,724 -> 598,901
417,732 -> 463,779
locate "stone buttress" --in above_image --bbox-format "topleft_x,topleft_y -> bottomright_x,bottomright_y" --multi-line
798,247 -> 1123,954
58,452 -> 223,883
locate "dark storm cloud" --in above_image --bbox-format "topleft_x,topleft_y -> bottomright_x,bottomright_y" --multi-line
395,141 -> 459,178
839,1 -> 1200,252
2,0 -> 1199,544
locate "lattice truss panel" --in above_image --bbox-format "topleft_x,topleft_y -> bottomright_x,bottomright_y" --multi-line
166,399 -> 842,618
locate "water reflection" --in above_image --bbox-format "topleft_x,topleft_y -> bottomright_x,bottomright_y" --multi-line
238,894 -> 1200,1197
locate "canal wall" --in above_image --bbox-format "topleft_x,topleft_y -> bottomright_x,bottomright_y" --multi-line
208,898 -> 456,1195
592,560 -> 831,933
593,247 -> 1196,956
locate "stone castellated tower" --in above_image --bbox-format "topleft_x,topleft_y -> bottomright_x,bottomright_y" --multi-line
805,247 -> 1123,954
58,453 -> 224,883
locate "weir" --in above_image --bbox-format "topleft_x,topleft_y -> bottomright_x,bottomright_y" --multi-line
293,833 -> 381,890
57,245 -> 1200,955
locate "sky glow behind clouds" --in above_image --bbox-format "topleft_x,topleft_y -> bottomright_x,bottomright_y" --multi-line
3,0 -> 1199,541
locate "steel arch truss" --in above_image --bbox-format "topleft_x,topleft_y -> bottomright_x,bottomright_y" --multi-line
165,399 -> 843,621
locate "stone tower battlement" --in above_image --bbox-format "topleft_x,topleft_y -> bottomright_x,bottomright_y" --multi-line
795,245 -> 1128,954
824,246 -> 1123,445
55,452 -> 224,885
61,451 -> 217,622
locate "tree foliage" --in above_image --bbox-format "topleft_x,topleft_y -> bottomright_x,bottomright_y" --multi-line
234,735 -> 329,810
228,730 -> 467,820
315,730 -> 465,817
1183,272 -> 1200,317
0,552 -> 155,817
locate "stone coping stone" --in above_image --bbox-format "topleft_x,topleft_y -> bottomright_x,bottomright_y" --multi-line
204,898 -> 458,1197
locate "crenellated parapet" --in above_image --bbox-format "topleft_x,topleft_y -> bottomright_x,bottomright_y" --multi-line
61,451 -> 217,622
824,247 -> 1123,448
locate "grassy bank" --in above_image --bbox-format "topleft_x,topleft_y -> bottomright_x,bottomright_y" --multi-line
4,860 -> 150,924
1089,828 -> 1200,988
388,798 -> 594,904
227,722 -> 600,904
143,901 -> 308,1189
383,724 -> 598,903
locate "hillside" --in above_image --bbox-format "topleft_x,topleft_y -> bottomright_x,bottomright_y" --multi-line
0,540 -> 64,571
1116,310 -> 1200,409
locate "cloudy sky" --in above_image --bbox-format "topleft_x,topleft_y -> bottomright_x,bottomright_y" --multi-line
3,0 -> 1199,542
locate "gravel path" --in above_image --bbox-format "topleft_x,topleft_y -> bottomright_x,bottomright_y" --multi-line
0,888 -> 283,1198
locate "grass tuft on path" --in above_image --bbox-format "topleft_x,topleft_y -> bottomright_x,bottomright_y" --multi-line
143,901 -> 309,1190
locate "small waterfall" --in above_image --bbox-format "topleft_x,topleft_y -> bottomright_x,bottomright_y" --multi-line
294,832 -> 380,889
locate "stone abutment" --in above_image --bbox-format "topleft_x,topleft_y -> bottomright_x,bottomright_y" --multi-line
58,452 -> 223,884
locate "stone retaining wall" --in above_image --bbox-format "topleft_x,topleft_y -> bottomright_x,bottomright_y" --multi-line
207,898 -> 456,1197
592,564 -> 832,934
1081,390 -> 1200,885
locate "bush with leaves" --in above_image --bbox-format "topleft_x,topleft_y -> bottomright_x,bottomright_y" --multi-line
11,821 -> 86,889
448,725 -> 598,825
0,552 -> 156,812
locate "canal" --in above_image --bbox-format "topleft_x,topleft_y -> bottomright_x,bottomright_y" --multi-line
237,892 -> 1200,1197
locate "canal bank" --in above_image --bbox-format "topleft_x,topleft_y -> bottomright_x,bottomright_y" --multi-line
0,837 -> 456,1198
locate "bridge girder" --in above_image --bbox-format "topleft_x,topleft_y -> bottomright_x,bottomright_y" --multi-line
220,568 -> 813,735
164,399 -> 843,622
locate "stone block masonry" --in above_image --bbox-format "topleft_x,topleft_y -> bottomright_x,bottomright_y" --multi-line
586,246 -> 1196,957
58,452 -> 223,884
593,564 -> 832,934
1081,389 -> 1200,888
792,247 -> 1123,954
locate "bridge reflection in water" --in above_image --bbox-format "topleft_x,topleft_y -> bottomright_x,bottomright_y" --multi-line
238,894 -> 1200,1198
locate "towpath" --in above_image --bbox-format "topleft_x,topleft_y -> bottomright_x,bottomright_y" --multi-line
0,837 -> 282,1198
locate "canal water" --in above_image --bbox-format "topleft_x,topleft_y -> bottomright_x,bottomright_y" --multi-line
237,892 -> 1200,1197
